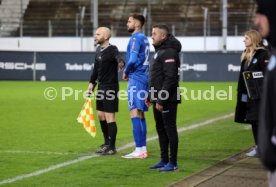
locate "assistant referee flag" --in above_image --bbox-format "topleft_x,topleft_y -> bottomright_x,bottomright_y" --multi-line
77,98 -> 96,137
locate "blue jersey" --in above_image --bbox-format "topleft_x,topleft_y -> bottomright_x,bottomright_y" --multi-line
125,32 -> 150,84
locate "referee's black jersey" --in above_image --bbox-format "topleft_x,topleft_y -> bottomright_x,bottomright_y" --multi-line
90,45 -> 123,85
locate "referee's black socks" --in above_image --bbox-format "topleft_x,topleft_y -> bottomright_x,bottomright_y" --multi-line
108,122 -> 117,149
100,120 -> 109,145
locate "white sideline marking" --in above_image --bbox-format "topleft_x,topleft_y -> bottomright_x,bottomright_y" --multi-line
0,150 -> 79,155
0,113 -> 234,185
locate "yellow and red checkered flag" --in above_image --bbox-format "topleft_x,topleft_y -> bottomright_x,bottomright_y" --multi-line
77,98 -> 96,137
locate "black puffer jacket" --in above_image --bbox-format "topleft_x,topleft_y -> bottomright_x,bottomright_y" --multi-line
149,35 -> 182,105
258,50 -> 276,172
256,0 -> 276,173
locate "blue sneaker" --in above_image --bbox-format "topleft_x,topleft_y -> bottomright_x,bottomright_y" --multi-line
159,162 -> 179,172
149,161 -> 168,170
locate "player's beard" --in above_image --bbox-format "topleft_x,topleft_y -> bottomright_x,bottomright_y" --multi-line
127,27 -> 135,33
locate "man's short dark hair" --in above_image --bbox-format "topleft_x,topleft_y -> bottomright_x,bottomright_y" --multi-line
131,14 -> 145,26
152,24 -> 170,36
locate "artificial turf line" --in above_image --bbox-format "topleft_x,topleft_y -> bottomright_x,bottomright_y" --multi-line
0,113 -> 234,185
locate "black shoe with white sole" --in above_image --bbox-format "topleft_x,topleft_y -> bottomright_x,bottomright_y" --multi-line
101,146 -> 117,155
95,144 -> 109,154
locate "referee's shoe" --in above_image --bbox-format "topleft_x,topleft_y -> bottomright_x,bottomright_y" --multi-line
95,144 -> 109,154
101,145 -> 117,155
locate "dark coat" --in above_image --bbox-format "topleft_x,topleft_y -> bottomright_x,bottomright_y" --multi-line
258,51 -> 276,172
149,35 -> 182,106
234,48 -> 269,124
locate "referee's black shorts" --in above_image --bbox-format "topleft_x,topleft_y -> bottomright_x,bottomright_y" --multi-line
96,84 -> 119,113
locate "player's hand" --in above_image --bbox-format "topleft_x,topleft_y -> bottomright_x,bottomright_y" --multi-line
122,73 -> 128,81
118,62 -> 125,72
155,103 -> 163,112
145,98 -> 151,107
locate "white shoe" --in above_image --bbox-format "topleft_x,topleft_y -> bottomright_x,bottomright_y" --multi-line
121,150 -> 148,159
246,147 -> 258,157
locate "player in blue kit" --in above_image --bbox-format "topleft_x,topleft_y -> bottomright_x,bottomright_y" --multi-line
122,14 -> 150,159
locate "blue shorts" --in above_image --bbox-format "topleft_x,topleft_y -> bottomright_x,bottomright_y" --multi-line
127,78 -> 148,112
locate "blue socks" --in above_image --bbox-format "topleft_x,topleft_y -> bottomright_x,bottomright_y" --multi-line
141,118 -> 147,147
131,117 -> 147,148
132,117 -> 143,147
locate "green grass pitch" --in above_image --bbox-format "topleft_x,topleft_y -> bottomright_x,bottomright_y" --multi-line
0,81 -> 253,186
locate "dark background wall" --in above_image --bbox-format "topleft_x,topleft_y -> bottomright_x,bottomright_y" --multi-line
0,51 -> 241,81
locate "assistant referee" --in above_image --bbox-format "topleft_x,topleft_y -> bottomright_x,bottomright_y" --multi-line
88,27 -> 124,155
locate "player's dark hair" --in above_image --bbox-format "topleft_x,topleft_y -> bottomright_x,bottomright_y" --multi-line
131,14 -> 145,27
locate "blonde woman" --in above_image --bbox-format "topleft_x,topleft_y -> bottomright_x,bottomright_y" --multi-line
234,30 -> 269,157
